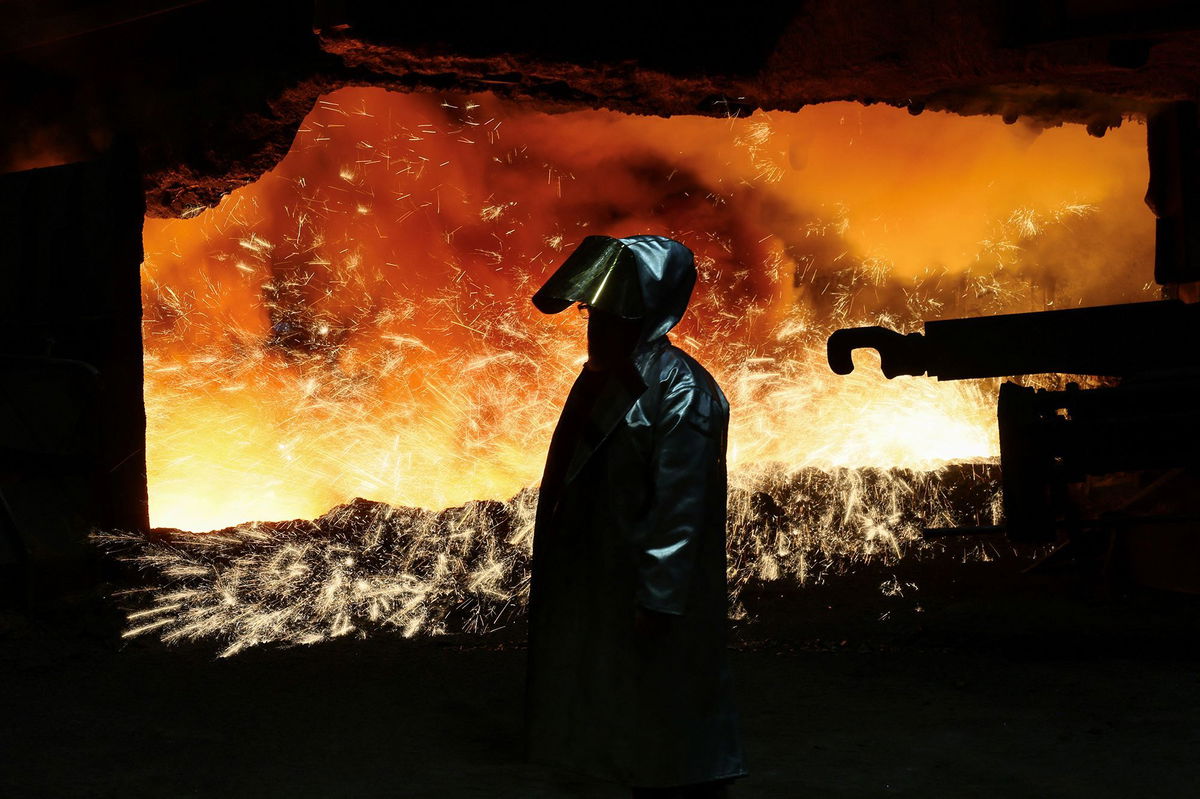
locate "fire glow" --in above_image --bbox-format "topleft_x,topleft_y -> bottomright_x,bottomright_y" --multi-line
142,88 -> 1154,533
107,89 -> 1157,652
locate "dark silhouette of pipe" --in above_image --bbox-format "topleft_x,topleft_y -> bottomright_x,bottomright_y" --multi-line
827,300 -> 1200,381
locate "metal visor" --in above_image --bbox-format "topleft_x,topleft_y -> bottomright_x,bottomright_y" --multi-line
532,235 -> 646,318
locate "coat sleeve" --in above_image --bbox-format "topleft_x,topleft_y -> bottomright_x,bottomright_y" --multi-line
635,375 -> 721,615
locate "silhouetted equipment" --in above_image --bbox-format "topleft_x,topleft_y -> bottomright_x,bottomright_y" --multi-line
997,377 -> 1200,543
1147,102 -> 1200,285
827,299 -> 1200,556
0,141 -> 148,607
827,300 -> 1200,381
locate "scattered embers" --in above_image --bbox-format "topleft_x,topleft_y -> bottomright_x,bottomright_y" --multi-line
93,463 -> 1000,656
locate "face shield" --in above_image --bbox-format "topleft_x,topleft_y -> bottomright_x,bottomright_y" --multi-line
531,235 -> 646,319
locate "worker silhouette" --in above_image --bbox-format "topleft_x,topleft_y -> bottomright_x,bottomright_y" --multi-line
526,235 -> 747,798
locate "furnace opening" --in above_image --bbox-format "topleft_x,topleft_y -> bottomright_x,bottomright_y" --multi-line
109,87 -> 1156,652
141,87 -> 1153,531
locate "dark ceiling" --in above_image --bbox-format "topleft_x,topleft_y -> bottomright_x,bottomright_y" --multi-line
3,0 -> 1199,216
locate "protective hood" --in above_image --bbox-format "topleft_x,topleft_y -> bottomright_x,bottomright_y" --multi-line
532,234 -> 696,343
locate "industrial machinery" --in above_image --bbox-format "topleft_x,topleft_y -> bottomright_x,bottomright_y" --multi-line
827,299 -> 1200,588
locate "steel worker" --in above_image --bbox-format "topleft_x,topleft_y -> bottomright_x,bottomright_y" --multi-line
526,234 -> 748,798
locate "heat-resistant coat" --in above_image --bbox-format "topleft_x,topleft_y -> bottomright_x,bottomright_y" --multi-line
525,235 -> 747,787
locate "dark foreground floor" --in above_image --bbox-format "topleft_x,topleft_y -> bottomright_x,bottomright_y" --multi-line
3,555 -> 1200,798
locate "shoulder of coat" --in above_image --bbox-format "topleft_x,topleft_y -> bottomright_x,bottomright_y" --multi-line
657,345 -> 726,403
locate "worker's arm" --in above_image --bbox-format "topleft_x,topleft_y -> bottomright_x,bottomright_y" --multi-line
634,375 -> 721,616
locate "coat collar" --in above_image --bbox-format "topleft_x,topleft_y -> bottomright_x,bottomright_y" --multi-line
562,336 -> 670,485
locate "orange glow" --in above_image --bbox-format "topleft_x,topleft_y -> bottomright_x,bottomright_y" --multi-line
142,88 -> 1154,531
